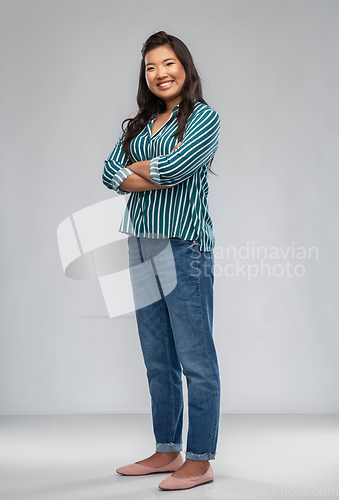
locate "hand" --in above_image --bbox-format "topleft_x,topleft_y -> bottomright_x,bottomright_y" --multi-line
170,142 -> 181,153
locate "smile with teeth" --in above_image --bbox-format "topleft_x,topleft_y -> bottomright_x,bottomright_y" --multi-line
158,80 -> 174,88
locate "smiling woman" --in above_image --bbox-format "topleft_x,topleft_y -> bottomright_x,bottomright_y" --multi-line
144,46 -> 187,136
102,31 -> 221,491
145,46 -> 186,109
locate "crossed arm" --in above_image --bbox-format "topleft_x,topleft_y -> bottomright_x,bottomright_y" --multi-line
119,160 -> 163,192
118,172 -> 167,192
104,108 -> 220,194
119,143 -> 181,192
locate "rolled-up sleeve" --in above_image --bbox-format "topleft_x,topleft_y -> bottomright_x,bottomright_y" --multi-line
149,108 -> 220,186
102,132 -> 134,195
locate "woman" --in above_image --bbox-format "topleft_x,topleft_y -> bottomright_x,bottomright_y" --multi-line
102,31 -> 221,491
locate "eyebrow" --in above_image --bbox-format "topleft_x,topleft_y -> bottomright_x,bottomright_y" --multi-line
146,58 -> 176,66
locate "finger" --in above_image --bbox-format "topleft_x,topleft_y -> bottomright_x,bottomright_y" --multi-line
173,142 -> 182,151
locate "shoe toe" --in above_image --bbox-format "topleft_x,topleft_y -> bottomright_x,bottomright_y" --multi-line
116,453 -> 184,476
116,463 -> 146,475
158,464 -> 214,490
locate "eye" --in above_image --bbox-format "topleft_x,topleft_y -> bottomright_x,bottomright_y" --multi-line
166,62 -> 174,66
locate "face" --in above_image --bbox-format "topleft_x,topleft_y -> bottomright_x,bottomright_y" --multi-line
145,45 -> 186,107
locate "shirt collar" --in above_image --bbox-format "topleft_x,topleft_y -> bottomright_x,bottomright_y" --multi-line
151,103 -> 180,118
151,100 -> 197,120
172,99 -> 199,111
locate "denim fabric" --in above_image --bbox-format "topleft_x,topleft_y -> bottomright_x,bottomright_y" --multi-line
128,236 -> 221,461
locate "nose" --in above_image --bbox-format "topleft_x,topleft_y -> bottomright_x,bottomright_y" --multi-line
155,66 -> 168,81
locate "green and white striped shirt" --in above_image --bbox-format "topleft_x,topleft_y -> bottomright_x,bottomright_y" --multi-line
102,100 -> 220,251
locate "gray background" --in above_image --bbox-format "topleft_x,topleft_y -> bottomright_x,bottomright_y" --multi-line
1,0 -> 338,414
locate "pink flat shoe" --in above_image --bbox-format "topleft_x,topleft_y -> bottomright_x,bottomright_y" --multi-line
116,453 -> 184,475
158,463 -> 214,490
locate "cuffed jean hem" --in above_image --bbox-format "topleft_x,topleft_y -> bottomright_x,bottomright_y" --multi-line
156,442 -> 183,453
186,452 -> 216,461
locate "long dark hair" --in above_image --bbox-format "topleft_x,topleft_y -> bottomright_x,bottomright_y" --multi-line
121,31 -> 216,174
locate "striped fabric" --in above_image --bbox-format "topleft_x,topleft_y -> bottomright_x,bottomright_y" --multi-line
102,100 -> 220,251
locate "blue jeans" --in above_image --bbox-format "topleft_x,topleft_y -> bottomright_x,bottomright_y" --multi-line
127,236 -> 221,461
